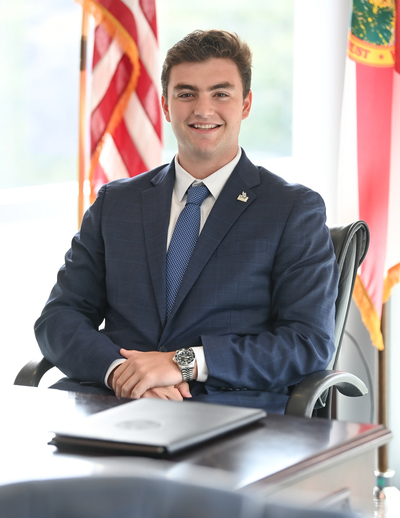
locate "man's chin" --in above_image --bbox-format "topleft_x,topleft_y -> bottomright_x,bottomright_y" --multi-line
188,140 -> 223,158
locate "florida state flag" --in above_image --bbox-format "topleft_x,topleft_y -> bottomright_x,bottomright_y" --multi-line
338,0 -> 400,350
76,0 -> 162,202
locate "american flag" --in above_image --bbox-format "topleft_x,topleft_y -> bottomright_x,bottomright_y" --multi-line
78,0 -> 162,201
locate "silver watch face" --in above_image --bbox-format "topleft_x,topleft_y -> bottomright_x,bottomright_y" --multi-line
175,348 -> 195,366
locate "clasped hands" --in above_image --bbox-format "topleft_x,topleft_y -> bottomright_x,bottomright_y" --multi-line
108,349 -> 193,401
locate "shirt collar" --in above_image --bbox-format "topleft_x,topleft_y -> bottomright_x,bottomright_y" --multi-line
173,148 -> 242,202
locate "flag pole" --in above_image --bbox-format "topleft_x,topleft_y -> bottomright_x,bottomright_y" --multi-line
78,9 -> 89,227
375,302 -> 395,491
378,303 -> 388,472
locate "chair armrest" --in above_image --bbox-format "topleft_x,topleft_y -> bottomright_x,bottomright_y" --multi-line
14,357 -> 54,387
285,370 -> 368,418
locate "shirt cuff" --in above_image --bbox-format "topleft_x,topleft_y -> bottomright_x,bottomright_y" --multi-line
192,346 -> 209,382
104,358 -> 126,389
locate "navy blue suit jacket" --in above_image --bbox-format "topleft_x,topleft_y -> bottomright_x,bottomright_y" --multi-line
35,151 -> 339,413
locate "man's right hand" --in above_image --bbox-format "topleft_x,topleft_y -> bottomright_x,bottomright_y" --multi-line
108,367 -> 191,400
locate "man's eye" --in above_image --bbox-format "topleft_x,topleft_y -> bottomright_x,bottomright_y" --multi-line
215,93 -> 228,98
179,93 -> 193,98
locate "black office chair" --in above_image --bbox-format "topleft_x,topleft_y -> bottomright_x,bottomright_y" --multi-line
285,220 -> 370,418
0,475 -> 359,518
14,222 -> 370,420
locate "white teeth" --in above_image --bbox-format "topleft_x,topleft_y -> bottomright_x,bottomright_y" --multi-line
193,124 -> 218,129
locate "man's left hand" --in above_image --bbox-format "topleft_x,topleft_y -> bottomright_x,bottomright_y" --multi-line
141,382 -> 192,400
111,348 -> 184,398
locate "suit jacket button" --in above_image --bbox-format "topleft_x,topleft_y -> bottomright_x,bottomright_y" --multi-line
159,346 -> 167,352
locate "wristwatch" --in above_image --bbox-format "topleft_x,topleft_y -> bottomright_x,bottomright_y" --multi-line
173,348 -> 196,381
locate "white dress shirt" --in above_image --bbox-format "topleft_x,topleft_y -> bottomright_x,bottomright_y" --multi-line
105,148 -> 242,387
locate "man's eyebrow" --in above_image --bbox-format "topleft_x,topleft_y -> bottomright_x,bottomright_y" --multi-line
173,82 -> 236,92
209,82 -> 235,91
173,84 -> 198,92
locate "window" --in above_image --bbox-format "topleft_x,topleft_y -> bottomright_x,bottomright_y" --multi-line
0,2 -> 81,189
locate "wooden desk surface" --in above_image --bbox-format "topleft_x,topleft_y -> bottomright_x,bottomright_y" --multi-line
1,386 -> 391,514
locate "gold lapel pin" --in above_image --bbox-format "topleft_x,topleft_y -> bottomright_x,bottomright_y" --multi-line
237,191 -> 249,202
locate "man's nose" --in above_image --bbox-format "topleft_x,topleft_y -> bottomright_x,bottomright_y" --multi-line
193,95 -> 214,118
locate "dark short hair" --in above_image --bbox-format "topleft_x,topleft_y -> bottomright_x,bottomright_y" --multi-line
161,29 -> 252,100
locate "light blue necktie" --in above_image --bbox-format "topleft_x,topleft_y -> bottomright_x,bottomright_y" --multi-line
166,184 -> 210,318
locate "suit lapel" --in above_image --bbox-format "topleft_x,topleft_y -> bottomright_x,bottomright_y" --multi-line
164,152 -> 261,324
142,162 -> 175,326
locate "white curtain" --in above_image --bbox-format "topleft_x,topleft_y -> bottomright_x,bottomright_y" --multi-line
292,0 -> 351,224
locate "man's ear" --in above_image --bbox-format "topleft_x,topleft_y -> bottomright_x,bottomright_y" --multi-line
242,90 -> 252,121
161,95 -> 171,122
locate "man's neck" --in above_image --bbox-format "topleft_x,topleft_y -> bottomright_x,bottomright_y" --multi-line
176,150 -> 239,179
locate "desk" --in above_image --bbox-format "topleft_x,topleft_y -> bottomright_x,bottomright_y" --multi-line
1,386 -> 391,516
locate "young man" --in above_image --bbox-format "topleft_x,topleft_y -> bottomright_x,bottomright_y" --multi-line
35,30 -> 338,413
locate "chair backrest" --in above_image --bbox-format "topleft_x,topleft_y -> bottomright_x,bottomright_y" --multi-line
329,221 -> 369,369
314,221 -> 369,417
0,475 -> 358,518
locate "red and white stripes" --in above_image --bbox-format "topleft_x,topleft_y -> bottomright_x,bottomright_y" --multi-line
78,0 -> 162,200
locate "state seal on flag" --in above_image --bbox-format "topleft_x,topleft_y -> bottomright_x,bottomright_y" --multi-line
348,0 -> 395,67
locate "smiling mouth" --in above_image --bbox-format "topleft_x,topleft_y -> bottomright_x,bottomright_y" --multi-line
189,124 -> 221,130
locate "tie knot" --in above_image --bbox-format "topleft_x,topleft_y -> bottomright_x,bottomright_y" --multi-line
186,184 -> 209,206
